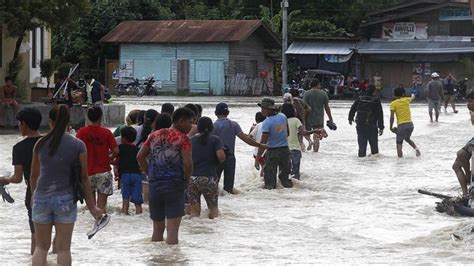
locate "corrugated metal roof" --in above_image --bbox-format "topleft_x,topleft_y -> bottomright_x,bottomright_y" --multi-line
285,41 -> 356,55
356,40 -> 474,54
100,20 -> 280,48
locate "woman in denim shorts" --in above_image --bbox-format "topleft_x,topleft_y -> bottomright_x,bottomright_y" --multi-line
30,104 -> 102,266
188,117 -> 226,219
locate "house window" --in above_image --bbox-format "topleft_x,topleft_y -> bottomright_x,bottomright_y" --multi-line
249,60 -> 258,78
32,29 -> 37,68
40,28 -> 44,61
235,60 -> 246,74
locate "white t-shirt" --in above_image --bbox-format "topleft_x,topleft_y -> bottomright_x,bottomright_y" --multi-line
249,122 -> 263,156
287,117 -> 302,151
133,125 -> 144,146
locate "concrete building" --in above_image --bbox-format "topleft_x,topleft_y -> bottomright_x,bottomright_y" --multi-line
0,26 -> 52,102
100,20 -> 281,96
286,0 -> 474,98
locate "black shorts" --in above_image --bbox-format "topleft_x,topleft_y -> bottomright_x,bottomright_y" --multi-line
149,190 -> 185,222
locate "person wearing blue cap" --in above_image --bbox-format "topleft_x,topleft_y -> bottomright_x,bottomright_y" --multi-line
213,102 -> 265,194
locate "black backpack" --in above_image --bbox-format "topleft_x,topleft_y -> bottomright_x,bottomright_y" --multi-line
356,96 -> 375,125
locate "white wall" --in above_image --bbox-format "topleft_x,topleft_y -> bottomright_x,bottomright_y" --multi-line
29,27 -> 50,87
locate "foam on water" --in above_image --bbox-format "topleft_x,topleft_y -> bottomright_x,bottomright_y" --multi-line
0,97 -> 473,264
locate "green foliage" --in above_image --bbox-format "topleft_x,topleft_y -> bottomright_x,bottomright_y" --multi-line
48,0 -> 404,67
259,5 -> 281,35
0,0 -> 89,37
1,0 -> 89,81
259,5 -> 302,36
56,63 -> 74,80
8,57 -> 22,84
290,19 -> 348,38
461,57 -> 474,80
40,59 -> 59,89
52,0 -> 174,68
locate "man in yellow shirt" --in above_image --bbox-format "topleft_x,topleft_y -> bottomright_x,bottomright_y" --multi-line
389,87 -> 421,158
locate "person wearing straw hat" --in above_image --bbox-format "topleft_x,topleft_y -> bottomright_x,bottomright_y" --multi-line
256,98 -> 293,189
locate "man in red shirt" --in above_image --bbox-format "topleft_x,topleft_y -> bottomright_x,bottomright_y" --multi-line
77,106 -> 118,213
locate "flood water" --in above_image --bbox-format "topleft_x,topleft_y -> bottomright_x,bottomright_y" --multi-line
1,96 -> 474,264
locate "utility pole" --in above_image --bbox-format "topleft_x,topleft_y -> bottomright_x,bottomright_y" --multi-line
270,0 -> 273,18
281,0 -> 289,90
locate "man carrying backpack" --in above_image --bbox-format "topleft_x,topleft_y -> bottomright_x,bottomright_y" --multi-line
348,84 -> 384,157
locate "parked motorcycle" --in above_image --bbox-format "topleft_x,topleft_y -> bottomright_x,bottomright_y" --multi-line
114,78 -> 144,97
142,76 -> 158,96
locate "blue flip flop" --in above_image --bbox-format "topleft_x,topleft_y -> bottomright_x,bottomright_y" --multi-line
0,185 -> 14,203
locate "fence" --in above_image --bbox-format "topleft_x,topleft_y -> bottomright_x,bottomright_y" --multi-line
225,74 -> 272,96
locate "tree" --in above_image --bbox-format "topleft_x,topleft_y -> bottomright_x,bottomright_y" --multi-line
52,0 -> 174,70
259,5 -> 301,36
290,19 -> 348,38
1,0 -> 90,81
39,59 -> 58,92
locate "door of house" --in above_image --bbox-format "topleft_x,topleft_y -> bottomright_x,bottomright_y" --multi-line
195,60 -> 224,95
105,60 -> 119,90
209,61 -> 224,95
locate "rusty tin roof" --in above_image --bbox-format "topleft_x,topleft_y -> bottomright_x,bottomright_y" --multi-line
100,20 -> 281,48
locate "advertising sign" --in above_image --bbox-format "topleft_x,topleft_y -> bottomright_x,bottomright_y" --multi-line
382,22 -> 428,40
119,60 -> 134,78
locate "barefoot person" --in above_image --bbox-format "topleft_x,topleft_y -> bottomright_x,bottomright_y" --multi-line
389,87 -> 421,158
443,74 -> 458,114
29,104 -> 102,266
117,126 -> 143,215
426,72 -> 445,123
303,79 -> 334,152
0,76 -> 20,127
0,108 -> 42,254
453,138 -> 474,196
76,106 -> 118,213
188,117 -> 225,219
137,108 -> 195,245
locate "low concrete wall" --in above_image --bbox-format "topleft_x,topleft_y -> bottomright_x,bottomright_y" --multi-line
2,103 -> 125,129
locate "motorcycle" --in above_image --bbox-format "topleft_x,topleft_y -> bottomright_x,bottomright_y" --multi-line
114,78 -> 144,97
142,76 -> 158,96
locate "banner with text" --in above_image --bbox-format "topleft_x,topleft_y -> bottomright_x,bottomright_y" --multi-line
382,22 -> 428,40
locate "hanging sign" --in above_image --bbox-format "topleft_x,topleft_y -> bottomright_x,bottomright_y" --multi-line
382,22 -> 428,40
119,60 -> 134,78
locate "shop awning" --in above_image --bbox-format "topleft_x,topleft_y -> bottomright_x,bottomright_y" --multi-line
286,41 -> 356,55
356,40 -> 474,54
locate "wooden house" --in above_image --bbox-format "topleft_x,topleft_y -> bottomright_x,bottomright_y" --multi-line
100,20 -> 281,95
